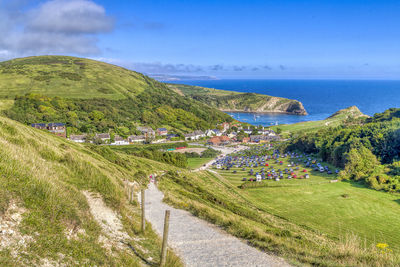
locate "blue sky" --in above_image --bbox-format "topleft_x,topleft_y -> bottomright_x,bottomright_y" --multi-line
1,0 -> 400,79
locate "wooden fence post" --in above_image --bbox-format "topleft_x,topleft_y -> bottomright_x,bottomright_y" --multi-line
127,186 -> 131,202
141,189 -> 146,233
160,210 -> 170,267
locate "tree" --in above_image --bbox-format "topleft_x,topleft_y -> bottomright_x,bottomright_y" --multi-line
89,110 -> 105,122
339,145 -> 379,181
236,130 -> 247,142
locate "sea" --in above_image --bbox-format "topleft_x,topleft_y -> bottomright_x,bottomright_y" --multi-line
171,80 -> 400,126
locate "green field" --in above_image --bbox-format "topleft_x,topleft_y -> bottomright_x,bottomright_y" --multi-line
187,158 -> 214,169
160,147 -> 400,266
249,181 -> 400,247
217,156 -> 400,250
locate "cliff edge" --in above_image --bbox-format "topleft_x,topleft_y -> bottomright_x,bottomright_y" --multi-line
167,84 -> 308,115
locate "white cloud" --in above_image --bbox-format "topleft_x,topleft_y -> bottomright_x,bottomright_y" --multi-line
27,0 -> 114,34
0,0 -> 114,58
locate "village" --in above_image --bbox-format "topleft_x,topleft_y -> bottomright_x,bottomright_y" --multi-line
31,121 -> 281,146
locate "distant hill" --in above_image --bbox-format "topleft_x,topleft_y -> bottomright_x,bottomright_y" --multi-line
328,106 -> 368,119
149,74 -> 217,81
271,106 -> 367,136
167,83 -> 307,115
0,56 -> 232,133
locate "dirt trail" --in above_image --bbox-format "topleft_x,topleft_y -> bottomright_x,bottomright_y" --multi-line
143,183 -> 290,267
83,191 -> 129,250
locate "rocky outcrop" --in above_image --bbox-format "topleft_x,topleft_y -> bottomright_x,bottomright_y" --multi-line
328,106 -> 368,119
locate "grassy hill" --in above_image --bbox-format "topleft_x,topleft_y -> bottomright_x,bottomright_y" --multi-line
271,106 -> 368,137
159,149 -> 400,266
0,56 -> 156,100
0,56 -> 232,133
167,83 -> 308,115
1,107 -> 399,266
0,115 -> 182,266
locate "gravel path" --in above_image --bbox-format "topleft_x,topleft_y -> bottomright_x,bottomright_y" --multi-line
143,182 -> 290,267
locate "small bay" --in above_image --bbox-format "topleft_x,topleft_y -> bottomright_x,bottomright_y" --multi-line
172,79 -> 400,126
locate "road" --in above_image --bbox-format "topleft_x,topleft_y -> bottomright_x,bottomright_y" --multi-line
142,183 -> 290,267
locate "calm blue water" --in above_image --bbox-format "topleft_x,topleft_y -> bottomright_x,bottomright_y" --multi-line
171,80 -> 400,126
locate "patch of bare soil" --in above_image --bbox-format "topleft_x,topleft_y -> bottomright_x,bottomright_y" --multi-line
0,200 -> 32,252
82,191 -> 130,251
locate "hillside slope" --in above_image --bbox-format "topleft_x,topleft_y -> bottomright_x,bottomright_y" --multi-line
271,106 -> 368,136
0,56 -> 232,132
167,83 -> 307,115
0,115 -> 182,266
327,105 -> 368,119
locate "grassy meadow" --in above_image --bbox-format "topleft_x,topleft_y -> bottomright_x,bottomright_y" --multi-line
217,155 -> 400,250
0,56 -> 151,100
159,147 -> 400,266
187,157 -> 214,169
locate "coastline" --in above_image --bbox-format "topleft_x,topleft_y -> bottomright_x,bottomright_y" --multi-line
220,109 -> 308,116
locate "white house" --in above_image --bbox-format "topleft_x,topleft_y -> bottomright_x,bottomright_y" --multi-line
128,135 -> 145,143
185,130 -> 206,141
69,134 -> 86,143
111,135 -> 129,145
244,128 -> 253,135
193,130 -> 206,139
205,129 -> 215,137
184,133 -> 199,141
95,133 -> 111,143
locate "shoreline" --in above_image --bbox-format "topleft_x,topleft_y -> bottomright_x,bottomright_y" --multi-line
220,109 -> 308,116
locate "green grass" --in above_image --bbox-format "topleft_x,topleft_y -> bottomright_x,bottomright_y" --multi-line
271,106 -> 367,137
0,115 -> 183,266
0,100 -> 14,111
159,149 -> 400,266
187,158 -> 214,169
248,181 -> 400,248
0,56 -> 150,100
217,156 -> 400,250
167,83 -> 307,115
0,55 -> 233,133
